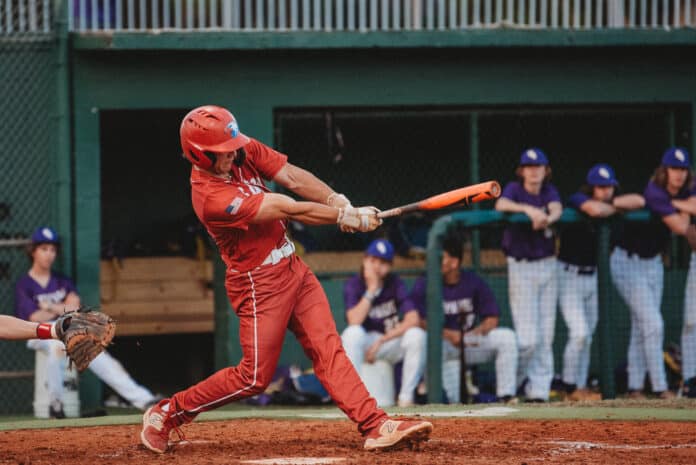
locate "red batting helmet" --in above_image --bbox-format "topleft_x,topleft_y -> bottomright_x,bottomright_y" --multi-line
180,105 -> 251,170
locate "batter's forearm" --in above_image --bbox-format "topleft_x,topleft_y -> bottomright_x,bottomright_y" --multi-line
275,163 -> 336,204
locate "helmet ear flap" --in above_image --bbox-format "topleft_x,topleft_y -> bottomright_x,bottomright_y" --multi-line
203,151 -> 217,166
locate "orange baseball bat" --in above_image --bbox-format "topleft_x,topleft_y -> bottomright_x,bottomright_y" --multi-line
377,181 -> 501,219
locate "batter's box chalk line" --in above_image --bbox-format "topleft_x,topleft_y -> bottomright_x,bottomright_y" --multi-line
547,441 -> 696,453
240,458 -> 346,464
298,406 -> 518,419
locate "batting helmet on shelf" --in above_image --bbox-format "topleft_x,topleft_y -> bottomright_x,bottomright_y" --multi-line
180,105 -> 251,170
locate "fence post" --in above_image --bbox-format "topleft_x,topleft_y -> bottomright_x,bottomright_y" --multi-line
426,216 -> 449,403
596,221 -> 616,399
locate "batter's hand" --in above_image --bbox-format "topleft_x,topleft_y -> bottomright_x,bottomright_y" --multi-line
327,193 -> 356,232
338,206 -> 382,233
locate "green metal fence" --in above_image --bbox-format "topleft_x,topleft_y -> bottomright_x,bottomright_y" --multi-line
0,1 -> 63,414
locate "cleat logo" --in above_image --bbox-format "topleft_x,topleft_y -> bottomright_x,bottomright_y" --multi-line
384,422 -> 396,434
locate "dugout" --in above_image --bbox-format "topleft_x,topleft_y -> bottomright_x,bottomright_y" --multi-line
3,32 -> 696,412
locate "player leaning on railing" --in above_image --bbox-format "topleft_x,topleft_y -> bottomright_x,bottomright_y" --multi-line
140,105 -> 433,454
610,148 -> 696,399
557,164 -> 644,402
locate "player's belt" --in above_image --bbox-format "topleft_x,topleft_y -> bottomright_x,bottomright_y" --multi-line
261,241 -> 296,266
561,262 -> 596,276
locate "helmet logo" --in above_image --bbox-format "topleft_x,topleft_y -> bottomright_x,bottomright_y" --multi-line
676,150 -> 685,162
226,120 -> 239,138
41,228 -> 54,240
599,167 -> 610,179
526,150 -> 537,160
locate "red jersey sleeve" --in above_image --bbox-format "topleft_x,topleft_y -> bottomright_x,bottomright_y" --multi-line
203,190 -> 265,231
246,138 -> 288,180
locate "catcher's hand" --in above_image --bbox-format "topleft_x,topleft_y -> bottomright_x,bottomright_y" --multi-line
55,307 -> 116,372
687,224 -> 696,252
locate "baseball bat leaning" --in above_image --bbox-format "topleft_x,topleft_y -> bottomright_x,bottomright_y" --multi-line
377,181 -> 502,219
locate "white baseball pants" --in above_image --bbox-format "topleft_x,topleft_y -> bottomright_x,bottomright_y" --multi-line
27,339 -> 156,409
507,256 -> 558,400
610,248 -> 667,392
341,324 -> 426,404
683,252 -> 696,381
558,264 -> 598,389
442,327 -> 518,401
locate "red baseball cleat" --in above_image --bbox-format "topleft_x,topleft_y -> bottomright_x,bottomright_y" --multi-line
363,418 -> 433,451
140,399 -> 178,454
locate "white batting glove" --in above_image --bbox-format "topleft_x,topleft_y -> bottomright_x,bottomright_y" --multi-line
327,193 -> 356,232
337,206 -> 383,233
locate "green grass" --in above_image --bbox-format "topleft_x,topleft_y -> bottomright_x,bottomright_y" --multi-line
1,399 -> 695,432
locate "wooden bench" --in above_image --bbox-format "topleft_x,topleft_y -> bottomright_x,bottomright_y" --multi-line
100,257 -> 214,336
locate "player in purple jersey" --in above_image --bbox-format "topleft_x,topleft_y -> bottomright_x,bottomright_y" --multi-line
610,148 -> 695,399
495,148 -> 562,402
15,226 -> 158,418
558,164 -> 644,401
410,233 -> 518,403
341,239 -> 426,407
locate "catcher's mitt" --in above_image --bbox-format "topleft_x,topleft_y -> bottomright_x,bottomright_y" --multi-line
55,307 -> 116,372
686,224 -> 696,252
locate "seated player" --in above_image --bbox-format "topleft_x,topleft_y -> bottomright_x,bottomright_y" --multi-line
410,233 -> 518,403
341,239 -> 427,407
15,226 -> 159,418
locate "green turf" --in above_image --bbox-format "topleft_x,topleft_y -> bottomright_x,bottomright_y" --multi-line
1,400 -> 695,432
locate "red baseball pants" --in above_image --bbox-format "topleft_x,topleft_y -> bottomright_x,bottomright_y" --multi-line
168,255 -> 386,434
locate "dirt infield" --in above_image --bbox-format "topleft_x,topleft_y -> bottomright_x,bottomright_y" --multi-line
1,418 -> 695,465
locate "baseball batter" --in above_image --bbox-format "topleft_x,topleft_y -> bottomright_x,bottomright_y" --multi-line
610,148 -> 694,399
16,227 -> 157,418
558,164 -> 644,401
341,239 -> 426,407
140,105 -> 432,454
410,233 -> 518,403
495,148 -> 562,402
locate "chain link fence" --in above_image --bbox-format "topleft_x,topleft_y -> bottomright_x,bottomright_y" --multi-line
0,0 -> 57,413
277,105 -> 693,401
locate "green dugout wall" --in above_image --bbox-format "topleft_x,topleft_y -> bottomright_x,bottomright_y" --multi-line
68,35 -> 696,403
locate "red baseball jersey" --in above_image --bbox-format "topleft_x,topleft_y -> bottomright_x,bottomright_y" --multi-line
191,138 -> 288,271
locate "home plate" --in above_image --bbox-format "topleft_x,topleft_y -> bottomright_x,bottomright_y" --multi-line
240,458 -> 346,464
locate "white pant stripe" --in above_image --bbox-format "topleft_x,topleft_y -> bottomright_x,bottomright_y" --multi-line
173,271 -> 259,417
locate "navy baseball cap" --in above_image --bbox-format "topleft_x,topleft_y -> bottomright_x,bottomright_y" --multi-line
519,148 -> 549,166
31,226 -> 60,245
365,239 -> 394,262
661,147 -> 691,168
586,163 -> 618,186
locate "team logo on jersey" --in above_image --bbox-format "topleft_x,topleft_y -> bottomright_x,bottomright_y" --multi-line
526,149 -> 537,160
599,167 -> 610,179
225,197 -> 244,215
676,150 -> 686,162
226,120 -> 239,138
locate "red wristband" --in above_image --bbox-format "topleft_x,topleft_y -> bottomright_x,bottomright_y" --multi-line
36,323 -> 53,340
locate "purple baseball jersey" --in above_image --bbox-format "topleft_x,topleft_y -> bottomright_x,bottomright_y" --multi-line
616,181 -> 695,258
410,272 -> 500,332
14,273 -> 77,321
343,273 -> 416,334
500,181 -> 561,260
